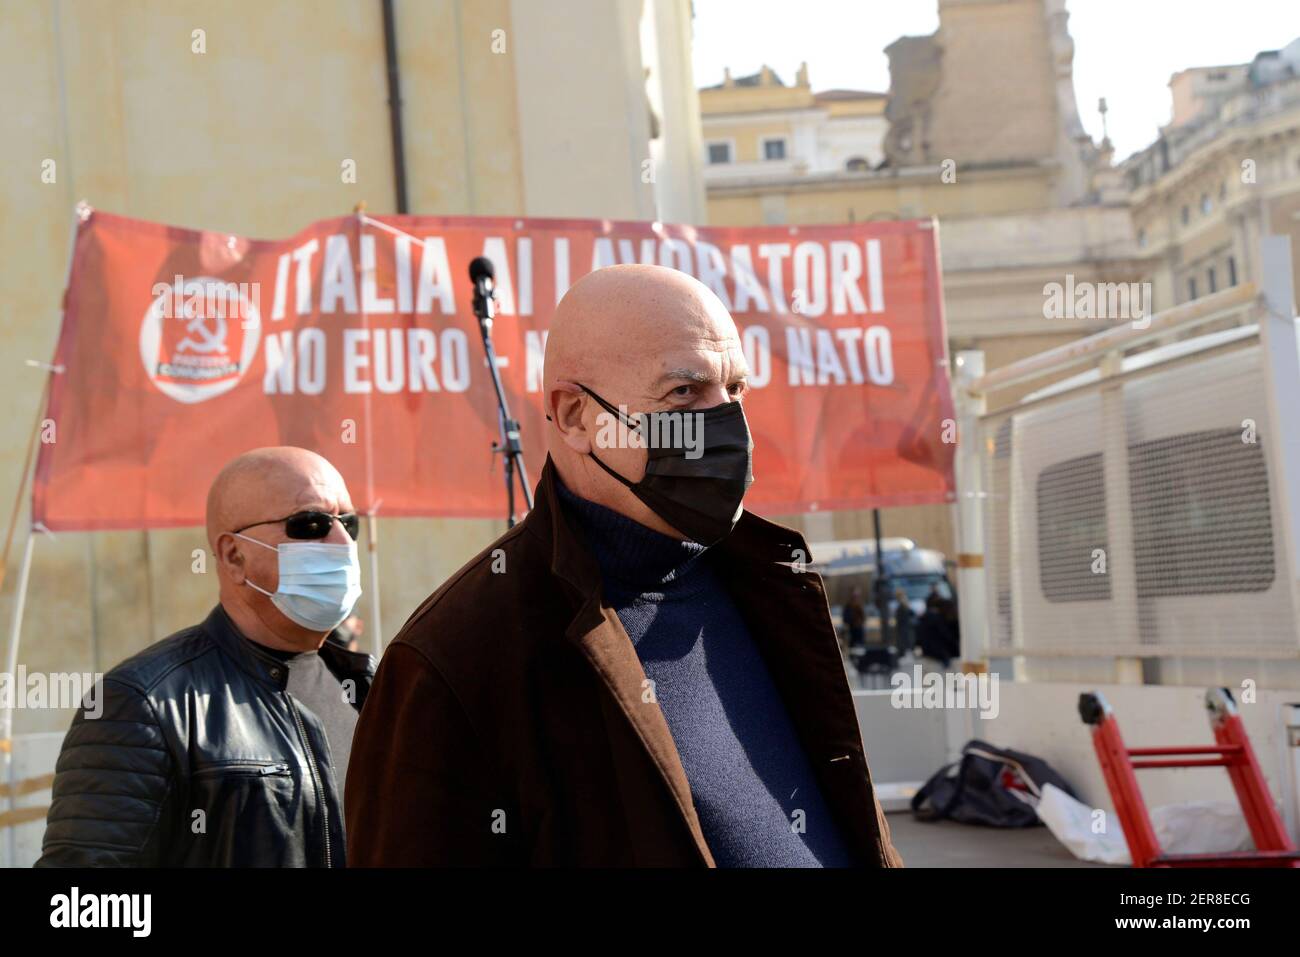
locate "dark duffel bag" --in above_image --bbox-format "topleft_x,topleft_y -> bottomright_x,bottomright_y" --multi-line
911,739 -> 1079,827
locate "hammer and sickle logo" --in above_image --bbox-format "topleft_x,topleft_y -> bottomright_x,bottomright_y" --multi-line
177,313 -> 228,354
142,274 -> 259,404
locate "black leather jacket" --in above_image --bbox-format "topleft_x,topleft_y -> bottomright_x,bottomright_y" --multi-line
36,605 -> 374,867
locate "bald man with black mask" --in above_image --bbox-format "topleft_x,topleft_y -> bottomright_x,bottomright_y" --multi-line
347,264 -> 901,868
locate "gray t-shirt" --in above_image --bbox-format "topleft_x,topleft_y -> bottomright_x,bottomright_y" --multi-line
247,640 -> 359,806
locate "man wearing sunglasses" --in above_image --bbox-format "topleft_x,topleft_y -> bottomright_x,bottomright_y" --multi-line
348,264 -> 901,868
38,446 -> 373,867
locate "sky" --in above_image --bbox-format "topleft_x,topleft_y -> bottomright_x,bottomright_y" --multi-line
691,0 -> 1300,162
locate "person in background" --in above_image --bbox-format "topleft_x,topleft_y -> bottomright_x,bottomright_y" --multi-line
843,586 -> 868,649
893,588 -> 916,655
333,613 -> 364,653
939,598 -> 961,665
38,447 -> 373,867
915,595 -> 953,674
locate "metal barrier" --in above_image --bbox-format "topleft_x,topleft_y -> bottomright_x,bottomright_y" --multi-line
953,236 -> 1300,664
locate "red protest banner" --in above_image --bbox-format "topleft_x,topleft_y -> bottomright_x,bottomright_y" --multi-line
32,208 -> 954,530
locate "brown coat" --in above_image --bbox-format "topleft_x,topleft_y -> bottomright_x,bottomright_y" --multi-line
345,457 -> 902,867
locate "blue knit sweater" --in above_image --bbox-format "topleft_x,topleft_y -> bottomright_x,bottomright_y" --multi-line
556,478 -> 855,867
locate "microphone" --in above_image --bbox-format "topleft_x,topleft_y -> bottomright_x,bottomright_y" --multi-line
465,255 -> 533,521
469,256 -> 495,300
468,256 -> 496,326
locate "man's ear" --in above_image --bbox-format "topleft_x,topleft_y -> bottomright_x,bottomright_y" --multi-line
215,532 -> 248,585
548,381 -> 591,454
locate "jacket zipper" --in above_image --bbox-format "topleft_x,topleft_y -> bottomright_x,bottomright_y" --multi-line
287,695 -> 333,868
193,761 -> 292,777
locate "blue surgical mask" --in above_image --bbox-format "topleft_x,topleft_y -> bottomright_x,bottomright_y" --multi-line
236,533 -> 362,632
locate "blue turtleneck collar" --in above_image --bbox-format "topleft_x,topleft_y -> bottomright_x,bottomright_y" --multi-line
554,474 -> 710,597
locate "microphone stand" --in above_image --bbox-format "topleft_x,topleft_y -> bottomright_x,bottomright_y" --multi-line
472,277 -> 534,526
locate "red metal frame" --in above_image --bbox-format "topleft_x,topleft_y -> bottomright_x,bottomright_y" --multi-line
1079,689 -> 1300,868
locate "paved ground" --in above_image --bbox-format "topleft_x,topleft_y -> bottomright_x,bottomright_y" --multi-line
840,647 -> 1116,868
885,813 -> 1115,868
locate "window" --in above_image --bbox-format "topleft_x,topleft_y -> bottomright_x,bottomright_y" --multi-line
1208,266 -> 1217,294
1137,228 -> 1147,248
1037,453 -> 1111,602
1181,205 -> 1190,226
1200,193 -> 1212,215
1128,429 -> 1274,595
706,141 -> 732,165
897,576 -> 953,604
762,137 -> 787,161
1188,277 -> 1198,300
1228,255 -> 1238,286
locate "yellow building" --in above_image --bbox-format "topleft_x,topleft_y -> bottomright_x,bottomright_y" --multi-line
1125,42 -> 1300,316
699,63 -> 888,180
0,0 -> 704,736
700,0 -> 1144,557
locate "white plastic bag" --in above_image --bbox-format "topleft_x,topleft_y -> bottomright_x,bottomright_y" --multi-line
1036,783 -> 1130,864
1036,783 -> 1252,864
1152,798 -> 1252,856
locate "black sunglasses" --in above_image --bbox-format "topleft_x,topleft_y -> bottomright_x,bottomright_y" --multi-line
234,510 -> 361,541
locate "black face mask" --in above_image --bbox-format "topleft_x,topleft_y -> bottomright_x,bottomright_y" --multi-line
577,383 -> 754,546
